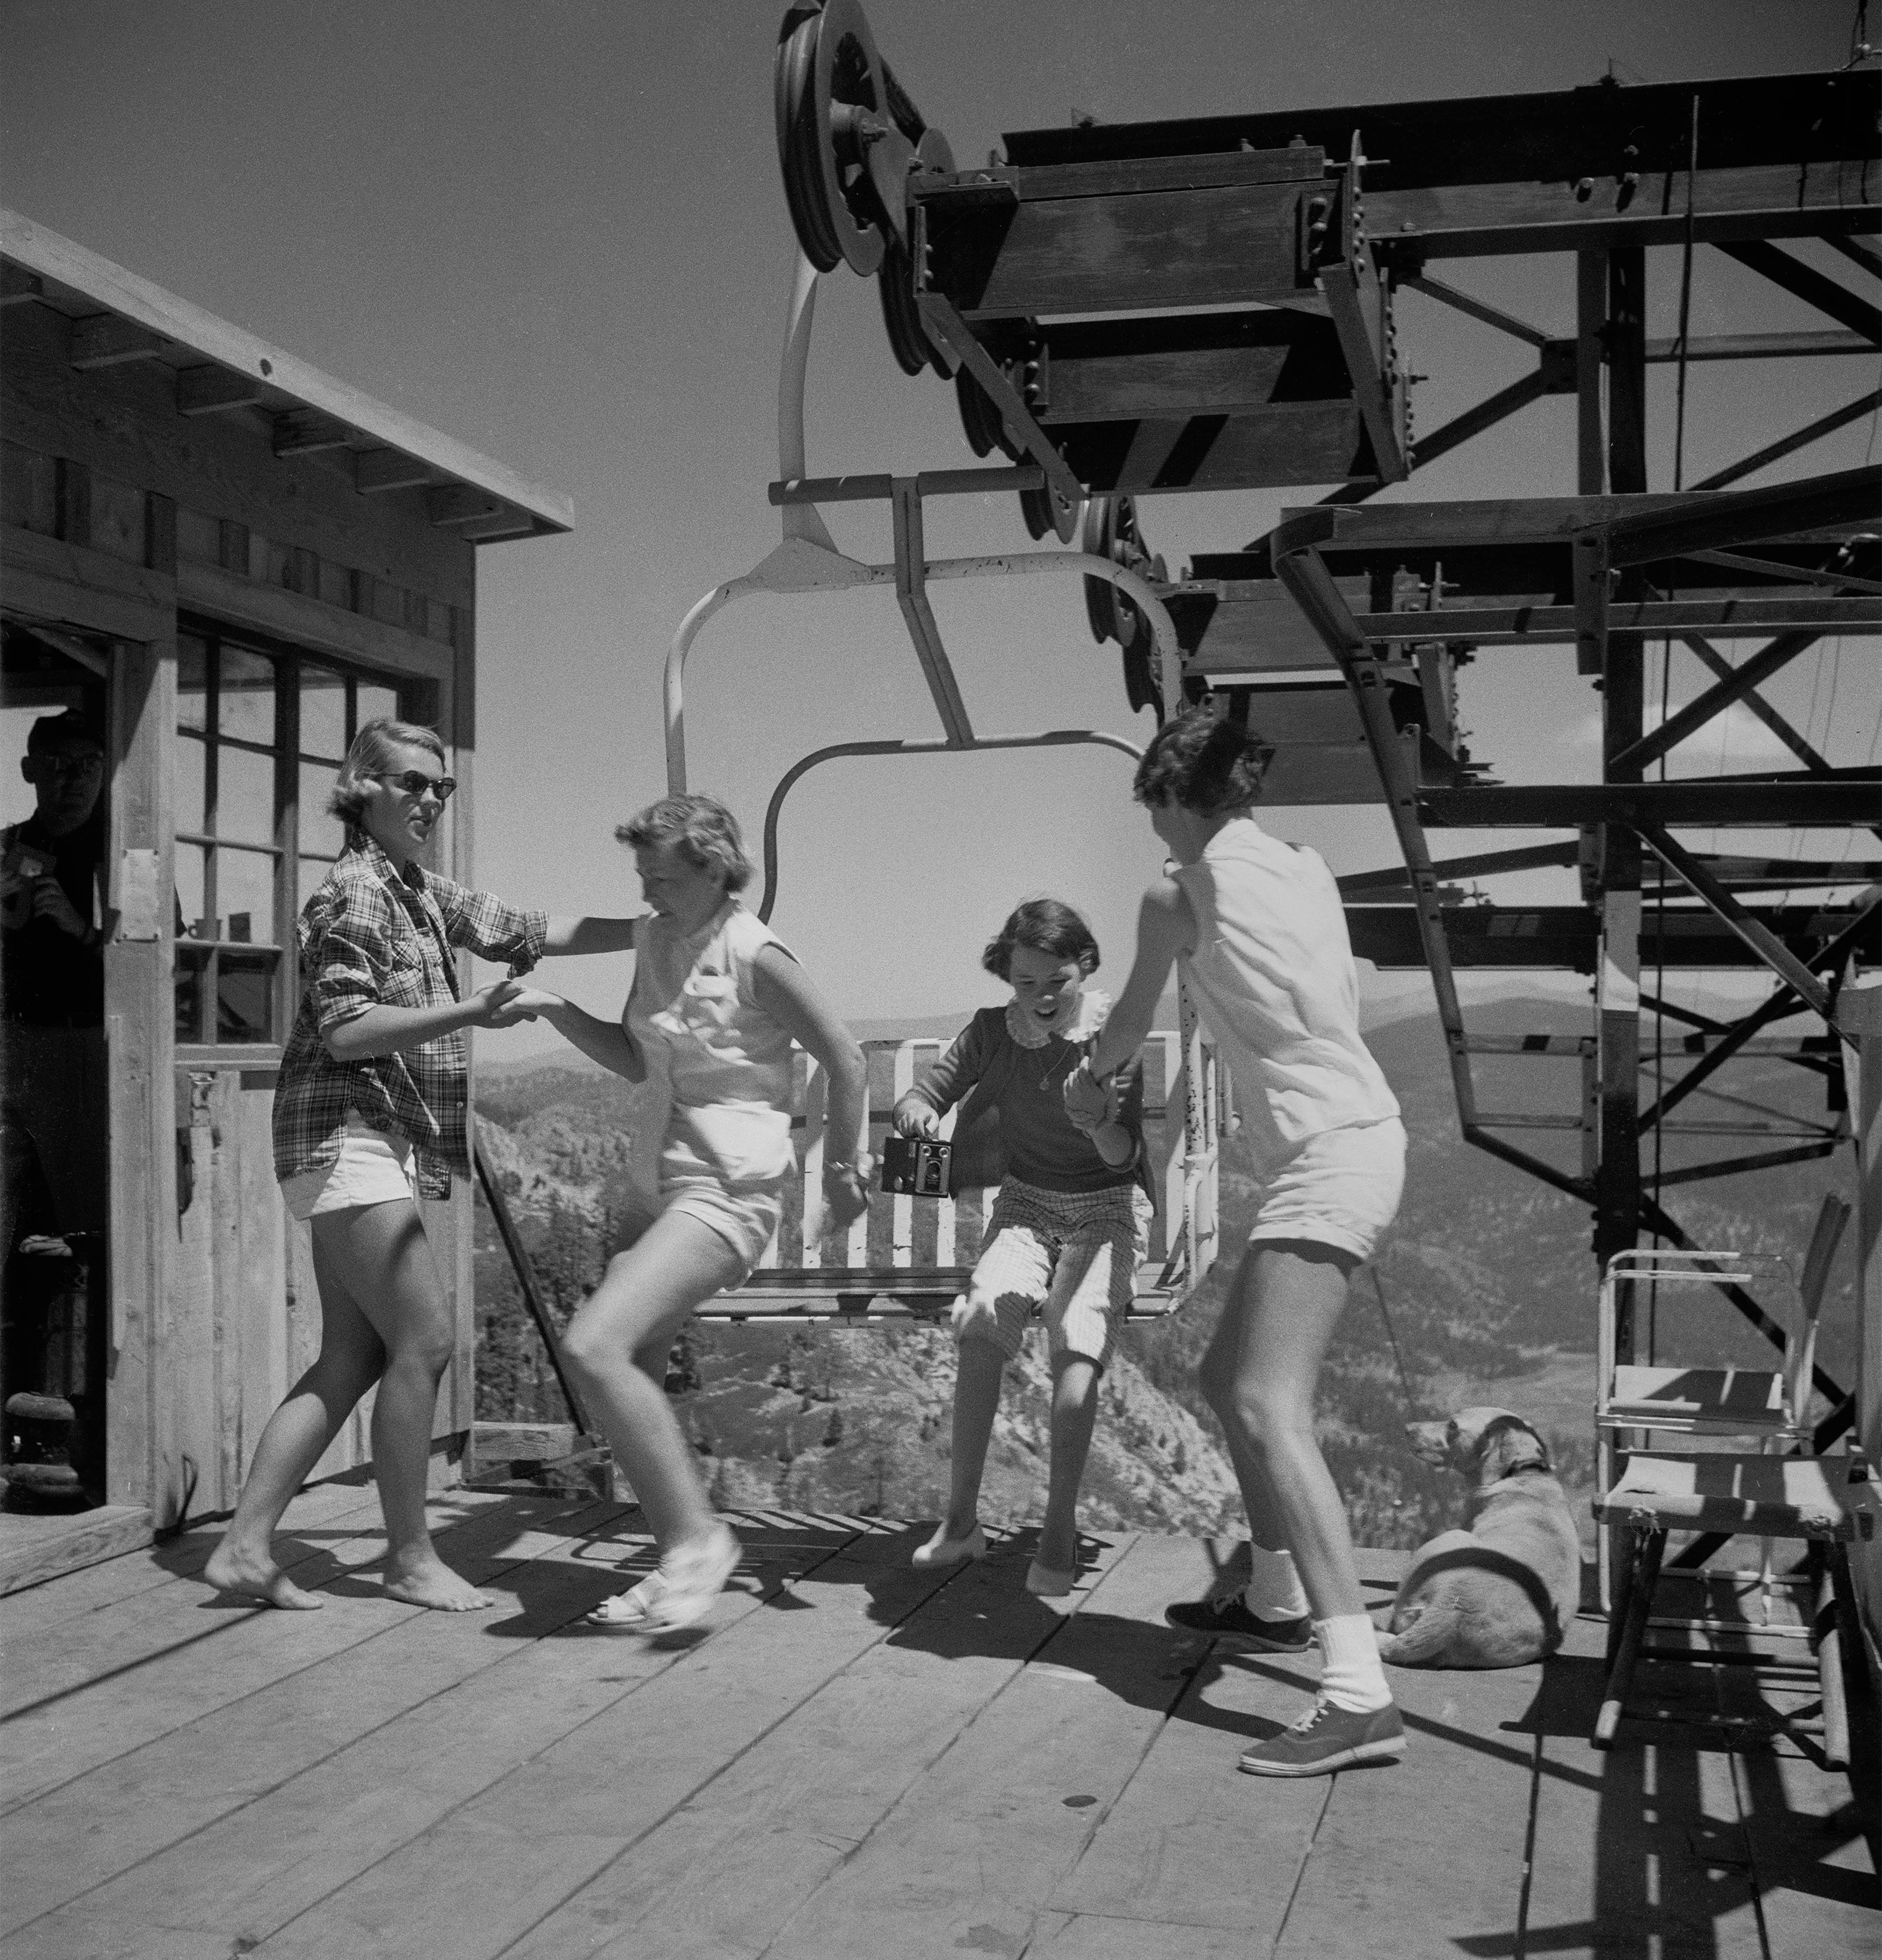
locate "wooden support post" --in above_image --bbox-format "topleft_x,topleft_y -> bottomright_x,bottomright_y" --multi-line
1575,251 -> 1606,497
105,635 -> 179,1516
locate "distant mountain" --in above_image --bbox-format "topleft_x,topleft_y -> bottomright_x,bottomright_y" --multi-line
471,992 -> 1856,1551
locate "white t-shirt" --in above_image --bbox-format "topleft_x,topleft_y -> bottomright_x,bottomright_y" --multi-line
1172,818 -> 1399,1165
624,898 -> 797,1194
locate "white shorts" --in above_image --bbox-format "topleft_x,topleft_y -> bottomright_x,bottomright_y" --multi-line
959,1178 -> 1151,1372
279,1110 -> 420,1221
1247,1117 -> 1405,1262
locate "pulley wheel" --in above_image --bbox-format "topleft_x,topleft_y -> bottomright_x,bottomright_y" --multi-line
774,0 -> 890,278
955,366 -> 999,456
1081,496 -> 1153,647
876,129 -> 957,377
1020,476 -> 1081,544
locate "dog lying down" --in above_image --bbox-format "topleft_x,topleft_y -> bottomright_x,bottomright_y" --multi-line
1377,1406 -> 1584,1670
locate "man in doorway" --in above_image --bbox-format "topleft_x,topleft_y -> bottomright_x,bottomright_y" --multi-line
1,707 -> 109,1261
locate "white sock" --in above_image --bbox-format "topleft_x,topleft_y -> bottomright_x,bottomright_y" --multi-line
1240,1544 -> 1310,1622
1314,1613 -> 1392,1714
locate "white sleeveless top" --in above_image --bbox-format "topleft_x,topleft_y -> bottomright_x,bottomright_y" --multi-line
1173,818 -> 1398,1164
624,899 -> 797,1194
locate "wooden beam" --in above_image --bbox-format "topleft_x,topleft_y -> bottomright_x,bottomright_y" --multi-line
174,365 -> 267,416
354,448 -> 434,494
0,263 -> 43,306
177,561 -> 453,681
69,313 -> 167,370
454,510 -> 541,543
425,486 -> 507,528
271,409 -> 352,457
0,527 -> 175,640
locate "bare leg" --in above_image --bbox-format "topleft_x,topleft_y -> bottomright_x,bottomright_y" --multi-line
942,1335 -> 1006,1539
562,1209 -> 748,1554
1198,1240 -> 1364,1621
316,1199 -> 492,1610
205,1226 -> 387,1608
1037,1354 -> 1099,1575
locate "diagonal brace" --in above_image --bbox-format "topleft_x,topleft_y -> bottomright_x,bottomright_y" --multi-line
1716,240 -> 1882,346
1630,821 -> 1839,1030
1609,632 -> 1815,774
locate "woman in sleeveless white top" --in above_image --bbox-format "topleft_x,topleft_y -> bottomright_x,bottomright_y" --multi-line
1075,711 -> 1409,1777
512,795 -> 869,1634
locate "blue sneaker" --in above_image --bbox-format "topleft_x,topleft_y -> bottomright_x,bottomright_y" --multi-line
1239,1700 -> 1406,1778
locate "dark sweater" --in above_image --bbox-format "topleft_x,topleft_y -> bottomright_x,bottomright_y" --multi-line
904,1006 -> 1147,1197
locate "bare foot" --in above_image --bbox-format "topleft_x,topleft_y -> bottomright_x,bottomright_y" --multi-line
1036,1528 -> 1078,1577
382,1554 -> 494,1612
203,1541 -> 325,1610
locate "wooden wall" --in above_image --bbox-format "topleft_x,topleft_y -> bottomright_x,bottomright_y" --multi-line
3,297 -> 494,1522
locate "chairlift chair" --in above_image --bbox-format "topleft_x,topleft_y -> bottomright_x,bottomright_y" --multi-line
1590,1195 -> 1876,1760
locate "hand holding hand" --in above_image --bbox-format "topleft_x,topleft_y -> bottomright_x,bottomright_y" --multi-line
1062,1059 -> 1114,1135
950,1291 -> 1000,1345
471,976 -> 538,1029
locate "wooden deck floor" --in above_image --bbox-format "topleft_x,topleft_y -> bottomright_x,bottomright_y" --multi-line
0,1484 -> 1874,1960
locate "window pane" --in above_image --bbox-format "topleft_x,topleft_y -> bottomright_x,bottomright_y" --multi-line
215,744 -> 275,846
178,635 -> 208,733
216,846 -> 278,947
357,680 -> 399,730
298,760 -> 345,849
174,944 -> 209,1043
175,842 -> 208,940
298,855 -> 338,915
217,949 -> 277,1043
218,645 -> 276,745
176,733 -> 207,835
301,664 -> 347,759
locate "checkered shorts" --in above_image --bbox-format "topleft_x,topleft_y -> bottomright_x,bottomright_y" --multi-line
955,1177 -> 1151,1371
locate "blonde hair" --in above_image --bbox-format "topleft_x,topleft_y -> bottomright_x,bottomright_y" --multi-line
328,718 -> 447,824
616,793 -> 751,892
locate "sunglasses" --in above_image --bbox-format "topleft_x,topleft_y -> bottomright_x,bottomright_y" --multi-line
374,769 -> 457,802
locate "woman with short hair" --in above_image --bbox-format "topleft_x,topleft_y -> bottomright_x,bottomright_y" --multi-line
206,718 -> 636,1612
1070,708 -> 1407,1776
510,792 -> 870,1632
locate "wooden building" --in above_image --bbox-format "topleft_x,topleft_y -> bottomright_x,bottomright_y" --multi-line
0,209 -> 571,1586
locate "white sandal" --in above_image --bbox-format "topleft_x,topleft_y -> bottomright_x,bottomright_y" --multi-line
587,1571 -> 667,1629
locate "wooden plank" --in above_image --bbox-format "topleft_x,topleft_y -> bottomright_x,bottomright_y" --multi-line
68,313 -> 167,370
426,485 -> 507,527
0,525 -> 174,639
0,1489 -> 557,1830
942,182 -> 1308,317
0,1480 -> 380,1634
1055,401 -> 1371,495
1524,1614 -> 1767,1957
1275,1655 -> 1544,1956
0,1493 -> 648,1939
3,209 -> 570,531
0,1507 -> 154,1597
237,1519 -> 971,1960
176,562 -> 455,682
2,298 -> 480,610
1036,1534 -> 1330,1946
745,1534 -> 1198,1960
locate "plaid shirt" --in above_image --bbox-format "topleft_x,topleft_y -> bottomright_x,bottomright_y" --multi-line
271,831 -> 546,1199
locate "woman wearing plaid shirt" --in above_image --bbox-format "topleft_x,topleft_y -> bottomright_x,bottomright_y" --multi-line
206,720 -> 636,1612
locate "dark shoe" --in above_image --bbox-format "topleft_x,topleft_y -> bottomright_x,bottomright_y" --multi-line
1238,1700 -> 1406,1778
1163,1594 -> 1314,1652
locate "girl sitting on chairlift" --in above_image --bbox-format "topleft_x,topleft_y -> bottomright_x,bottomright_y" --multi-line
892,898 -> 1152,1597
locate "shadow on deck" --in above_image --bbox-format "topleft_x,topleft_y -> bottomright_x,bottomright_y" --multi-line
0,1484 -> 1873,1959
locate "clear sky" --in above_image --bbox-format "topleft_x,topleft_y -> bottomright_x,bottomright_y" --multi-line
2,0 -> 1871,1056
